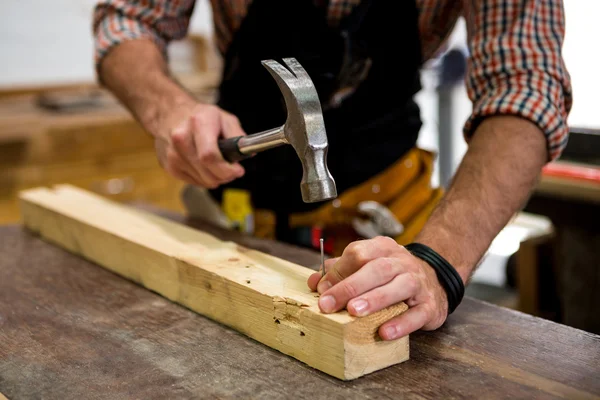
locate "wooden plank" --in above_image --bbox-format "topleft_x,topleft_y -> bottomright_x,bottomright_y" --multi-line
17,184 -> 409,380
2,224 -> 600,398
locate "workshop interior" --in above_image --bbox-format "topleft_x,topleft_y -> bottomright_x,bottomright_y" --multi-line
1,1 -> 599,398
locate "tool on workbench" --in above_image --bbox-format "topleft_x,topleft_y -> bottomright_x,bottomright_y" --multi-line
217,57 -> 337,204
352,200 -> 404,239
222,188 -> 254,234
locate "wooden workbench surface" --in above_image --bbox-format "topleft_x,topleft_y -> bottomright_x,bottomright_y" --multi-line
1,212 -> 599,399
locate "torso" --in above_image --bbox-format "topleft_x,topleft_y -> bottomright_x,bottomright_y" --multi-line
208,0 -> 464,63
209,0 -> 435,215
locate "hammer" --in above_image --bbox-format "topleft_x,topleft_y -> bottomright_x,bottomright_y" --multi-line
217,58 -> 338,204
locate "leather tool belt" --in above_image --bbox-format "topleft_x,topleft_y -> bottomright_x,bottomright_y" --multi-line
182,147 -> 444,258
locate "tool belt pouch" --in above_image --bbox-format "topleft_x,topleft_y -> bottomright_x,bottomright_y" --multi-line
253,147 -> 444,256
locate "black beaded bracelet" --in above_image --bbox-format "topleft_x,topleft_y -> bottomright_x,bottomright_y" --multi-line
405,242 -> 465,314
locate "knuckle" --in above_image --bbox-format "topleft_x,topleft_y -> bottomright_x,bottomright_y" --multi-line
170,127 -> 186,141
405,274 -> 421,293
418,302 -> 432,316
190,112 -> 203,124
329,266 -> 347,283
233,115 -> 241,125
340,282 -> 359,299
377,258 -> 397,278
397,244 -> 411,256
225,112 -> 240,124
191,107 -> 214,124
198,150 -> 217,163
375,235 -> 396,247
346,242 -> 369,266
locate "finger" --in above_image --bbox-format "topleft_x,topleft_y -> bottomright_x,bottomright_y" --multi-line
219,112 -> 247,170
191,109 -> 244,179
346,272 -> 420,316
171,127 -> 208,182
168,162 -> 201,186
317,236 -> 399,294
378,304 -> 430,340
171,128 -> 220,187
221,112 -> 246,139
307,257 -> 340,291
318,258 -> 407,313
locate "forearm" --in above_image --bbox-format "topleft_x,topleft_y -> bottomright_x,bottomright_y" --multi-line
98,39 -> 196,139
414,115 -> 548,283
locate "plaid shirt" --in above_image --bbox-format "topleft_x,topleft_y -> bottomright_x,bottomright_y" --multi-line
93,0 -> 573,161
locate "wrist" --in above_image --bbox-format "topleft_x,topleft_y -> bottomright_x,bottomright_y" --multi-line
414,223 -> 472,285
405,242 -> 465,314
98,39 -> 199,141
140,86 -> 197,140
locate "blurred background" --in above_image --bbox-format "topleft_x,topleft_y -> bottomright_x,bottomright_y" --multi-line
1,1 -> 598,334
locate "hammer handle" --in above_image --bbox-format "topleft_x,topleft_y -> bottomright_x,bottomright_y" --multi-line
218,137 -> 251,163
218,126 -> 288,163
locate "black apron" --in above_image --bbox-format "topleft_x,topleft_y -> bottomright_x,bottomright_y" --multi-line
209,0 -> 424,233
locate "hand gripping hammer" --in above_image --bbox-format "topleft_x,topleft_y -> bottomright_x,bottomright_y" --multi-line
217,58 -> 337,204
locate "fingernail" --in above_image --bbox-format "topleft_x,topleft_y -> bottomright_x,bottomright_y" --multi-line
382,325 -> 398,340
319,295 -> 336,312
351,299 -> 368,315
317,280 -> 332,294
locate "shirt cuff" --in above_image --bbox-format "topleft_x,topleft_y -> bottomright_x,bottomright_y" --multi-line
93,11 -> 168,80
463,72 -> 571,162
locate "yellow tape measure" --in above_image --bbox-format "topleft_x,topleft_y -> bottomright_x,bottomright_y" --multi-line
221,188 -> 254,234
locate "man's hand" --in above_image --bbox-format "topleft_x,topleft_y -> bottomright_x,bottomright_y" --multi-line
155,103 -> 247,188
307,236 -> 449,340
96,39 -> 248,189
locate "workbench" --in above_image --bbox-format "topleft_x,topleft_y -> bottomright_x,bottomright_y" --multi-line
1,209 -> 599,400
0,69 -> 220,225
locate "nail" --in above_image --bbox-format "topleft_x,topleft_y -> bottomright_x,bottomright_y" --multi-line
319,295 -> 336,312
382,325 -> 398,340
351,299 -> 368,315
317,280 -> 332,294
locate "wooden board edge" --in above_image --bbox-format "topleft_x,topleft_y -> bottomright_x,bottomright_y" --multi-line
343,302 -> 410,380
17,184 -> 410,380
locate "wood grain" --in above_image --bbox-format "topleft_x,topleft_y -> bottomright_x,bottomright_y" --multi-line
0,71 -> 220,225
1,215 -> 599,398
17,184 -> 409,380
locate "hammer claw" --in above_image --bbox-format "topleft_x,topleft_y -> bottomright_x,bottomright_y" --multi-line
261,60 -> 297,86
220,58 -> 338,203
282,57 -> 311,79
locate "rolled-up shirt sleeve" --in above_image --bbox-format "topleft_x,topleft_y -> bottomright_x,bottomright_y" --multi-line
462,0 -> 573,161
92,0 -> 195,74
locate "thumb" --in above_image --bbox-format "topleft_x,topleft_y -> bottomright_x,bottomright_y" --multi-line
307,257 -> 339,291
316,237 -> 397,293
220,111 -> 246,139
317,257 -> 356,294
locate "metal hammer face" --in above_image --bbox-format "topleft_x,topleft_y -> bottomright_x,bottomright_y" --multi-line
218,58 -> 337,203
263,58 -> 337,203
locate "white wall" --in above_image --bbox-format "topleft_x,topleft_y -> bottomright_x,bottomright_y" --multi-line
561,0 -> 600,129
0,1 -> 596,171
0,0 -> 214,88
2,1 -> 596,130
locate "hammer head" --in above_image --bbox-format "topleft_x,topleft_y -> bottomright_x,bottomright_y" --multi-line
261,58 -> 337,203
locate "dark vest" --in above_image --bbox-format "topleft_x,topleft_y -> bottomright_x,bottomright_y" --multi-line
209,0 -> 423,215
